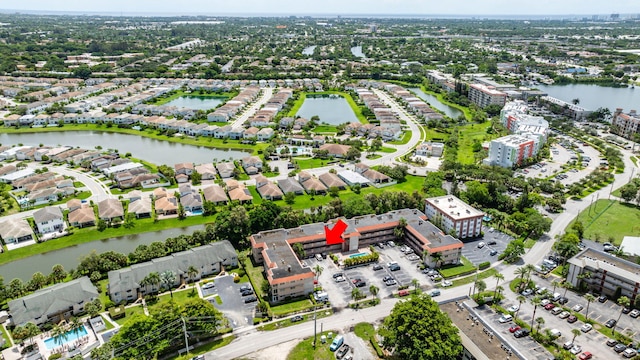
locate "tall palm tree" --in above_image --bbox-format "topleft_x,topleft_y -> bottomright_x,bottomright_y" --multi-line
313,264 -> 323,281
430,252 -> 443,269
571,328 -> 581,344
143,272 -> 161,296
514,295 -> 526,321
51,323 -> 68,347
369,285 -> 379,301
473,280 -> 486,299
584,293 -> 596,321
561,281 -> 572,298
493,273 -> 504,300
160,270 -> 177,298
535,316 -> 545,334
24,322 -> 40,346
187,266 -> 199,284
530,296 -> 542,330
551,280 -> 560,295
351,287 -> 362,302
514,267 -> 528,292
523,264 -> 536,284
614,296 -> 631,335
69,317 -> 84,340
411,278 -> 420,294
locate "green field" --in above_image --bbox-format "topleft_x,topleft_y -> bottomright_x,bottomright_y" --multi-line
457,122 -> 493,164
572,199 -> 640,245
286,330 -> 338,360
313,125 -> 338,134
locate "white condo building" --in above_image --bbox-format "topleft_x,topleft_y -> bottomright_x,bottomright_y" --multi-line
424,195 -> 483,238
468,83 -> 507,107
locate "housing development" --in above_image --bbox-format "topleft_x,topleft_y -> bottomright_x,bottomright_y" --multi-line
0,8 -> 639,360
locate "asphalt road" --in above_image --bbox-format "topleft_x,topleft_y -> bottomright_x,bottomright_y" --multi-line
229,87 -> 274,128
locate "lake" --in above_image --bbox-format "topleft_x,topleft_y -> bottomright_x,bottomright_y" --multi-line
296,96 -> 360,125
536,84 -> 640,112
302,45 -> 316,56
163,95 -> 226,110
408,88 -> 464,119
351,46 -> 366,58
0,131 -> 250,165
0,225 -> 205,281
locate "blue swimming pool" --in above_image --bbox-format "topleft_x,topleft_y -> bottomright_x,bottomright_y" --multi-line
44,325 -> 88,350
349,252 -> 367,258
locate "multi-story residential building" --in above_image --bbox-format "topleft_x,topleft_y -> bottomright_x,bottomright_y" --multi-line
468,84 -> 506,108
424,196 -> 483,239
567,248 -> 640,301
612,108 -> 640,140
251,209 -> 463,303
483,134 -> 539,168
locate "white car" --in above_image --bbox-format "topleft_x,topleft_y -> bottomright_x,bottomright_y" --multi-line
498,314 -> 513,323
630,309 -> 640,318
572,304 -> 584,312
508,305 -> 520,313
541,299 -> 551,306
441,280 -> 453,287
581,323 -> 593,333
477,242 -> 486,249
570,345 -> 582,355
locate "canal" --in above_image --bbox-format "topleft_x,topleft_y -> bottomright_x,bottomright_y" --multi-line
0,225 -> 205,281
408,87 -> 464,119
0,131 -> 250,166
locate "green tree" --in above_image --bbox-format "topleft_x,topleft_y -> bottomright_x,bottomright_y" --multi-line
584,293 -> 596,321
571,328 -> 581,344
535,316 -> 545,333
515,295 -> 526,321
284,191 -> 296,205
502,239 -> 525,263
379,294 -> 463,359
530,296 -> 542,331
187,266 -> 199,284
191,170 -> 202,185
370,284 -> 379,300
614,296 -> 631,335
411,278 -> 420,294
28,272 -> 48,291
493,273 -> 504,300
142,272 -> 161,296
49,264 -> 67,284
313,264 -> 323,281
160,270 -> 177,298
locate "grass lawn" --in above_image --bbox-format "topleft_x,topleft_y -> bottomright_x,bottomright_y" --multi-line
457,122 -> 493,164
572,199 -> 640,244
244,259 -> 266,299
114,304 -> 146,326
313,125 -> 338,134
1,324 -> 12,347
439,256 -> 477,278
378,146 -> 397,153
247,186 -> 264,205
524,239 -> 536,248
101,315 -> 115,330
271,298 -> 315,316
286,330 -> 338,360
388,131 -> 412,145
354,322 -> 375,341
213,295 -> 222,305
258,308 -> 332,331
0,214 -> 216,266
157,288 -> 199,304
170,335 -> 236,360
451,268 -> 498,287
0,124 -> 264,154
293,157 -> 336,170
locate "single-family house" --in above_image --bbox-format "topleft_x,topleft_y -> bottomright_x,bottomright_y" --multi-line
67,205 -> 96,228
174,163 -> 194,176
202,185 -> 228,205
128,197 -> 152,219
194,163 -> 217,180
318,143 -> 351,158
216,162 -> 236,179
241,156 -> 263,171
318,172 -> 348,190
277,177 -> 305,195
32,206 -> 64,234
0,218 -> 34,244
354,163 -> 392,184
257,127 -> 275,141
97,199 -> 125,223
155,196 -> 178,215
255,175 -> 284,201
181,193 -> 203,213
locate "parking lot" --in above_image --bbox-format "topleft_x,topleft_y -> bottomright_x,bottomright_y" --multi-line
206,275 -> 255,328
461,229 -> 514,266
313,241 -> 439,308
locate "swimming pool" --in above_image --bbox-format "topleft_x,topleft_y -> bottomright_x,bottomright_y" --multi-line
44,325 -> 88,350
349,252 -> 368,258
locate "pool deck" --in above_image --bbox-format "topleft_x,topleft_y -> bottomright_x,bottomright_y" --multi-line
1,321 -> 100,360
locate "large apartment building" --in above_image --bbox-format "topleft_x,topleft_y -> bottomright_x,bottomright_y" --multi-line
567,248 -> 640,301
612,108 -> 640,140
468,83 -> 507,108
424,195 -> 483,239
251,209 -> 463,303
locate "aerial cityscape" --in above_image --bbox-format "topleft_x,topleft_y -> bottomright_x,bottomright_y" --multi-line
0,2 -> 640,360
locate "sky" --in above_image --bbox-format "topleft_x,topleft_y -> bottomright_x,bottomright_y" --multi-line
3,0 -> 640,17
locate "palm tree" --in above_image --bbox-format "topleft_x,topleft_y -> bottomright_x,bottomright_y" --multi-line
584,293 -> 596,321
530,296 -> 542,330
51,323 -> 68,347
561,281 -> 572,298
187,266 -> 199,284
535,316 -> 545,333
430,252 -> 443,269
351,287 -> 362,302
160,270 -> 176,298
394,218 -> 407,240
411,278 -> 420,294
551,280 -> 560,295
313,264 -> 323,281
369,285 -> 379,301
473,280 -> 486,299
142,272 -> 161,296
69,317 -> 84,340
571,328 -> 581,344
614,296 -> 631,335
523,264 -> 536,284
493,273 -> 504,300
514,267 -> 528,291
24,322 -> 40,346
514,295 -> 526,321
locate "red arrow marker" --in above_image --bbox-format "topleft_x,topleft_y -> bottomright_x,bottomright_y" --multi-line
325,219 -> 348,245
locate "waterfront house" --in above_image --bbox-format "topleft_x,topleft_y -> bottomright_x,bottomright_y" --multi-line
181,192 -> 203,213
174,162 -> 194,176
194,163 -> 217,180
98,198 -> 125,223
216,162 -> 236,179
32,206 -> 64,234
318,172 -> 348,190
257,127 -> 275,141
128,196 -> 152,219
0,218 -> 34,244
155,196 -> 178,215
202,185 -> 228,205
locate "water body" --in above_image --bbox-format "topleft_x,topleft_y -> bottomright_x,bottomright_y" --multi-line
0,131 -> 250,165
351,46 -> 366,58
409,88 -> 464,119
296,96 -> 360,125
0,225 -> 205,282
535,84 -> 640,112
302,45 -> 317,56
163,96 -> 226,110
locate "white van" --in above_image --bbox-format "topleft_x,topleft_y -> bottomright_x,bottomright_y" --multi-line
330,335 -> 344,351
549,329 -> 561,338
499,314 -> 513,323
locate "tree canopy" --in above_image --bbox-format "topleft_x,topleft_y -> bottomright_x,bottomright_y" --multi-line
379,294 -> 463,360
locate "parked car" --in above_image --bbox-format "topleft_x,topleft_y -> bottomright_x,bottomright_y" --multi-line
430,289 -> 441,297
201,282 -> 215,290
544,303 -> 555,310
605,319 -> 617,328
567,315 -> 578,323
578,352 -> 592,360
489,249 -> 498,256
572,304 -> 584,312
336,344 -> 350,359
514,328 -> 530,338
244,296 -> 257,303
563,341 -> 574,350
385,279 -> 397,286
499,314 -> 513,323
509,325 -> 521,333
558,297 -> 569,305
598,294 -> 608,303
477,242 -> 486,248
570,345 -> 582,354
487,240 -> 497,245
521,289 -> 533,296
315,253 -> 323,261
614,344 -> 628,353
508,305 -> 520,313
333,273 -> 344,279
606,339 -> 618,347
441,280 -> 453,287
239,285 -> 251,292
558,311 -> 570,319
291,315 -> 303,322
241,289 -> 254,296
623,348 -> 638,358
334,276 -> 346,283
581,323 -> 592,332
623,307 -> 632,314
541,299 -> 551,306
372,264 -> 383,271
630,309 -> 640,318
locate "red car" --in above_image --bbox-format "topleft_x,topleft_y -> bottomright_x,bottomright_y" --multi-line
509,325 -> 521,333
544,303 -> 555,310
578,351 -> 592,360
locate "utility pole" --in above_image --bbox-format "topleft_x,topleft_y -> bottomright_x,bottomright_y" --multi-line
313,304 -> 319,348
181,317 -> 189,356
